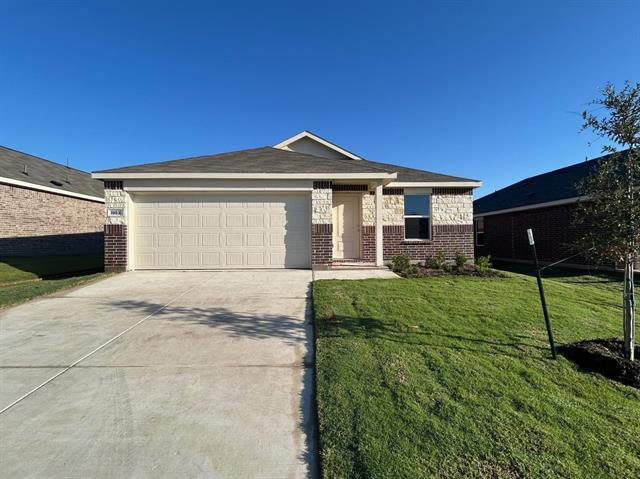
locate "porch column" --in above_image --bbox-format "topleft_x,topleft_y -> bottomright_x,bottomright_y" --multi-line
375,183 -> 384,266
311,181 -> 333,268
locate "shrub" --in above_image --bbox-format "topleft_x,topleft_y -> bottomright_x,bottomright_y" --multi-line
404,263 -> 420,277
454,251 -> 468,273
475,255 -> 492,273
425,251 -> 447,270
390,253 -> 411,273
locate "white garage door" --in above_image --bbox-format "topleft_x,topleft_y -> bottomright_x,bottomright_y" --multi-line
132,193 -> 310,269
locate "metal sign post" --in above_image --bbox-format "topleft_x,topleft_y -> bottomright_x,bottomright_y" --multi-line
527,228 -> 557,359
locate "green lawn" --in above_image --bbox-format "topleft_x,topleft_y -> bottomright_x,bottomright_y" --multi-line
0,254 -> 103,285
313,272 -> 640,478
0,255 -> 106,308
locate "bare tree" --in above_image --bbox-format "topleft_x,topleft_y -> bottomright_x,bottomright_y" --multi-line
576,81 -> 640,361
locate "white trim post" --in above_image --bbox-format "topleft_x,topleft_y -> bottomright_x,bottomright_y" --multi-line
375,183 -> 383,266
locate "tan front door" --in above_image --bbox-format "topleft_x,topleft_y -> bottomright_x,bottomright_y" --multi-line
332,194 -> 361,260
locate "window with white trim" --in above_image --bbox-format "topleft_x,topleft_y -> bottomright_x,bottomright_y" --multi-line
404,193 -> 431,240
475,217 -> 485,246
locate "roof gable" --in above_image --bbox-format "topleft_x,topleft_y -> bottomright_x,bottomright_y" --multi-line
274,131 -> 362,160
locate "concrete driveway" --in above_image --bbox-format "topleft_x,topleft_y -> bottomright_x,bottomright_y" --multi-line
0,270 -> 316,478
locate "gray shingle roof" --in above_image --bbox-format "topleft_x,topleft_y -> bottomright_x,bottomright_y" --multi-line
358,159 -> 480,183
0,146 -> 104,199
474,151 -> 628,215
94,146 -> 479,183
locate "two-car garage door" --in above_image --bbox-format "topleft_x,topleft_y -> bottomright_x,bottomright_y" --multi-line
132,193 -> 310,269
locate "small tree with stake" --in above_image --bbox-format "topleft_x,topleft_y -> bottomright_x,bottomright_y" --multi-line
576,81 -> 640,361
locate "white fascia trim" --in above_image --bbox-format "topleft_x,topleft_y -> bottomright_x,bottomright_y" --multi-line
125,186 -> 313,192
273,131 -> 363,160
93,172 -> 396,180
474,196 -> 585,217
388,181 -> 482,188
0,176 -> 105,203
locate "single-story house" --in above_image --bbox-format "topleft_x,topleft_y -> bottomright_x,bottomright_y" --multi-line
92,131 -> 481,272
473,151 -> 614,266
0,146 -> 105,257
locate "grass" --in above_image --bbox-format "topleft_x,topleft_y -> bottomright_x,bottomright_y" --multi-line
491,260 -> 630,295
0,255 -> 107,308
0,272 -> 108,308
0,254 -> 103,285
313,271 -> 640,478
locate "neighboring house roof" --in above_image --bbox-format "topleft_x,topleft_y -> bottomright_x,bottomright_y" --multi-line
0,145 -> 104,201
474,151 -> 627,216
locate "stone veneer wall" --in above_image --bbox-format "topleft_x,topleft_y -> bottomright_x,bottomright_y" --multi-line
103,181 -> 128,271
432,187 -> 474,225
362,187 -> 474,262
311,181 -> 333,266
0,182 -> 103,256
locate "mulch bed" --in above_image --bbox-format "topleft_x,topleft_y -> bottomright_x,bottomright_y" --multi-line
395,266 -> 508,278
559,339 -> 640,389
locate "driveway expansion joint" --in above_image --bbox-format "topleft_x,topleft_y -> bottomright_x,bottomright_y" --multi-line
0,272 -> 219,415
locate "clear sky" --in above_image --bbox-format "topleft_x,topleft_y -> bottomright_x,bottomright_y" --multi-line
1,1 -> 638,198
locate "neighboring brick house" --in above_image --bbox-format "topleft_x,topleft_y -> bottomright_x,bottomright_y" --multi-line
0,146 -> 105,257
473,152 -> 618,267
92,131 -> 481,272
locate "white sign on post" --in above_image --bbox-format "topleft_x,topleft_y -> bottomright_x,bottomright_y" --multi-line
527,228 -> 535,246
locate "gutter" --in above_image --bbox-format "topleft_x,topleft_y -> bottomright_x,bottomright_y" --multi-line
0,176 -> 105,203
474,196 -> 586,217
389,181 -> 482,188
92,172 -> 398,181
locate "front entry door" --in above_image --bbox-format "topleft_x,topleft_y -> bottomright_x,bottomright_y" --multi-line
332,195 -> 361,260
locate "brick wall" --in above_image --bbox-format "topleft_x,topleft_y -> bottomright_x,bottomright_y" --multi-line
311,181 -> 333,267
0,183 -> 104,257
104,224 -> 127,272
103,181 -> 128,271
475,202 -> 589,264
362,225 -> 376,262
311,224 -> 333,265
361,187 -> 475,263
384,224 -> 474,260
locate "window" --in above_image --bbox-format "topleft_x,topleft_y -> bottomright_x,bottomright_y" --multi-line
475,217 -> 485,246
404,193 -> 430,240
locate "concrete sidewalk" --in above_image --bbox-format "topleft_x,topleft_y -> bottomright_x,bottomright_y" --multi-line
0,270 -> 316,478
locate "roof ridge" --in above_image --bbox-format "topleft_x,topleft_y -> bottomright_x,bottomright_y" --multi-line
476,149 -> 628,202
94,145 -> 381,174
0,144 -> 91,176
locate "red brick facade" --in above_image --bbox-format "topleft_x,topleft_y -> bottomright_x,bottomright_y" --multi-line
311,224 -> 333,266
361,226 -> 376,262
104,224 -> 127,272
0,183 -> 104,257
362,224 -> 474,262
386,224 -> 474,260
475,203 -> 589,264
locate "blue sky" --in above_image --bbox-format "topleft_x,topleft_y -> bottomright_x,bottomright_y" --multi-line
1,1 -> 638,198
